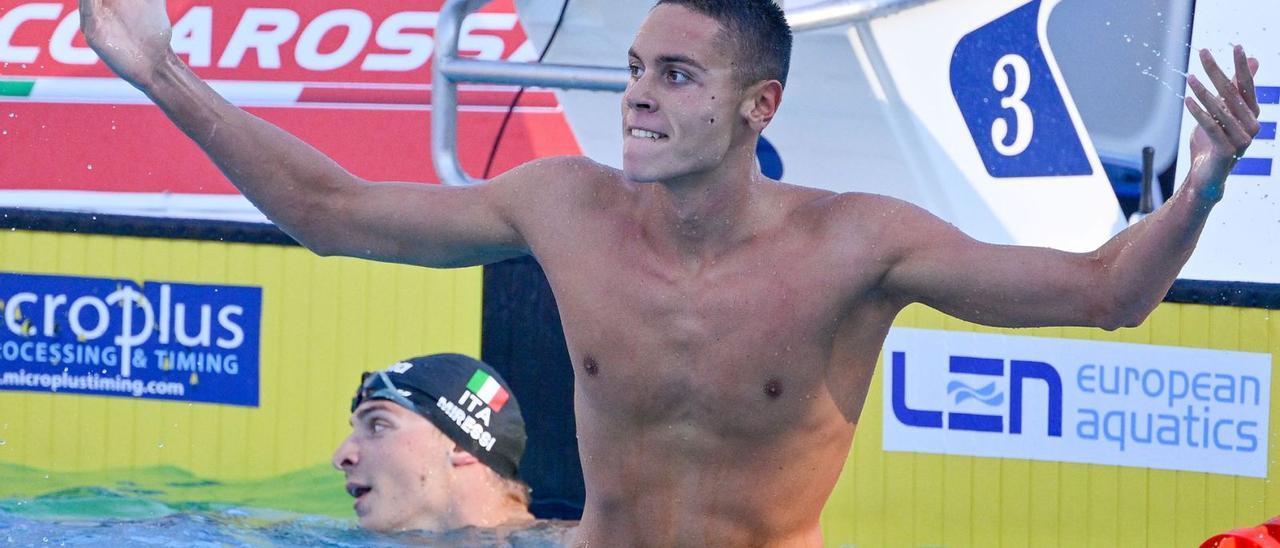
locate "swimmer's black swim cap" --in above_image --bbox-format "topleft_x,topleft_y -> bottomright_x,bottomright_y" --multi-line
352,354 -> 526,480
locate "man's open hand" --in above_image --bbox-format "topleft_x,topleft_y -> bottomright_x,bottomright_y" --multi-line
1185,45 -> 1262,203
79,0 -> 174,89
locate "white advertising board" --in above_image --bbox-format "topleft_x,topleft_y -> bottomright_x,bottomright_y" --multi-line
883,328 -> 1272,477
1174,0 -> 1280,283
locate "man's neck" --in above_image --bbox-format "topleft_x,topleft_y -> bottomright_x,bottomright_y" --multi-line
452,494 -> 533,530
644,149 -> 770,262
445,469 -> 534,530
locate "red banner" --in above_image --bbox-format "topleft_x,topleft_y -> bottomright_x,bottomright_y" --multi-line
0,0 -> 580,218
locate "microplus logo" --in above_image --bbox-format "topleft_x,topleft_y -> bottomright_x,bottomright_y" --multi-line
883,328 -> 1271,478
0,272 -> 262,407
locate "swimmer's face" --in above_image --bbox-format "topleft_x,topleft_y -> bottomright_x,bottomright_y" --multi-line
332,400 -> 456,532
623,4 -> 764,183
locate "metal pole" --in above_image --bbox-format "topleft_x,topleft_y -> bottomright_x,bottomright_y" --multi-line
785,0 -> 939,33
432,0 -> 490,187
440,59 -> 628,91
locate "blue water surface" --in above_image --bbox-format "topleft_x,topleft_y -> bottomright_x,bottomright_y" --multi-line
0,489 -> 574,547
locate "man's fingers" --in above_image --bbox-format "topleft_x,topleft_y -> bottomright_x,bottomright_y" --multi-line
1222,79 -> 1257,128
1186,96 -> 1230,142
1188,75 -> 1228,125
1200,48 -> 1257,132
1186,96 -> 1230,145
1189,75 -> 1253,147
1234,46 -> 1260,117
1201,49 -> 1237,101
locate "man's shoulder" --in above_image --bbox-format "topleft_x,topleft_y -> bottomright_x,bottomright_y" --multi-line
488,156 -> 635,236
505,155 -> 621,188
494,156 -> 627,207
796,190 -> 923,229
785,190 -> 944,263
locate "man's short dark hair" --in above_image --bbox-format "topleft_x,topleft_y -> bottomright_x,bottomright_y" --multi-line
655,0 -> 793,88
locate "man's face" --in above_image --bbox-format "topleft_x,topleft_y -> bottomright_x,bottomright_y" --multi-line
332,400 -> 455,532
622,4 -> 747,183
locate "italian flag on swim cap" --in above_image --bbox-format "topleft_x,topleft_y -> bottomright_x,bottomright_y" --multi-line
467,369 -> 510,412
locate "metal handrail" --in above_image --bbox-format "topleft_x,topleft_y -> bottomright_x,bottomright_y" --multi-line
432,0 -> 935,186
787,0 -> 939,33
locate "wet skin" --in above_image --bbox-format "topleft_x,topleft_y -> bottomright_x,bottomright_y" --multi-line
79,0 -> 1261,544
532,173 -> 891,546
333,401 -> 456,532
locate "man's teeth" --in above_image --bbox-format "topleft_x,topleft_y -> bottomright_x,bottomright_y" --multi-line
630,129 -> 665,140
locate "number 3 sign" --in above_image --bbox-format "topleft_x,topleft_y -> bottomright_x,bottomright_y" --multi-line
950,0 -> 1093,178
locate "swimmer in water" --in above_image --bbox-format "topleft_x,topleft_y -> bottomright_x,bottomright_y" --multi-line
80,0 -> 1262,544
334,354 -> 534,532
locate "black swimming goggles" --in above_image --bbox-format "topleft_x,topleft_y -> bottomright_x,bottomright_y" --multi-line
351,370 -> 420,413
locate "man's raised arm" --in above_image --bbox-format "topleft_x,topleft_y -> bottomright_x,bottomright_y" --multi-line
80,0 -> 543,268
878,46 -> 1262,330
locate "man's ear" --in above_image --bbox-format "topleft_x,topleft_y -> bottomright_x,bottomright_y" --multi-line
740,79 -> 783,132
449,445 -> 480,467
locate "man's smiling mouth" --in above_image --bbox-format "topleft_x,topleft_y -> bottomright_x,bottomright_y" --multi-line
629,128 -> 668,140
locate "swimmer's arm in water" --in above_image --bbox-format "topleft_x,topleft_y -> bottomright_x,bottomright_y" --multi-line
78,0 -> 563,268
878,47 -> 1261,330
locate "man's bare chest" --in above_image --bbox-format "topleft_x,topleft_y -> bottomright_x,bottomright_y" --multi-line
537,231 -> 860,434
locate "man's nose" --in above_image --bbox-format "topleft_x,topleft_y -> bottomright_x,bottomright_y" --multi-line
624,75 -> 657,112
332,435 -> 359,471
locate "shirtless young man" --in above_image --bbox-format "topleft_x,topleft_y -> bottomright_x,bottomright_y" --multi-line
79,0 -> 1261,544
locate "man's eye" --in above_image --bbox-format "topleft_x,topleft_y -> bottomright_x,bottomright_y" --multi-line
667,70 -> 689,83
629,65 -> 643,78
370,420 -> 389,433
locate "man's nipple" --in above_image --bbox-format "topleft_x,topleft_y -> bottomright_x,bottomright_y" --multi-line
764,377 -> 784,399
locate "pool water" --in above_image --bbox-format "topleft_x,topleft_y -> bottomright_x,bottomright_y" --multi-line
0,493 -> 575,546
0,464 -> 574,546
